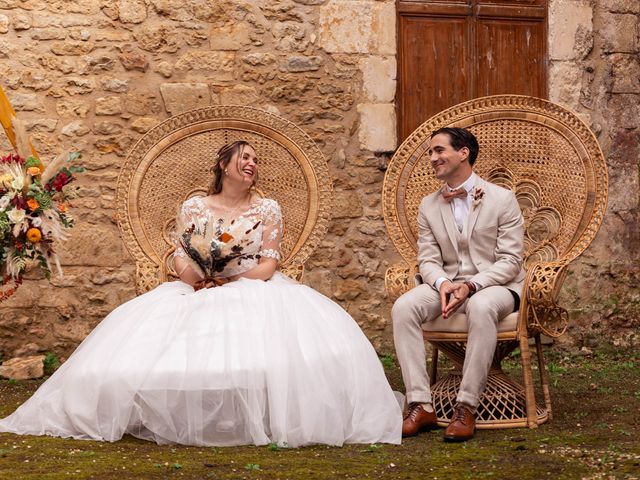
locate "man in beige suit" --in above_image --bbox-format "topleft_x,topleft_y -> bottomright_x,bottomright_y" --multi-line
392,127 -> 524,442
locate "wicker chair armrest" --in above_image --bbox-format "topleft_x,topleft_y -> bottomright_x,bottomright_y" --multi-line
280,263 -> 305,283
522,259 -> 571,338
385,263 -> 418,301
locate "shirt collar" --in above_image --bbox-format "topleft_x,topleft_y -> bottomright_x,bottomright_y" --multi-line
447,172 -> 477,193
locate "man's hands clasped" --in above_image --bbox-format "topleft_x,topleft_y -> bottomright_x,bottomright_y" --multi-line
439,280 -> 472,319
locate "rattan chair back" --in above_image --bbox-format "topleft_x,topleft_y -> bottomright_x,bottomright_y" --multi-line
116,106 -> 332,293
383,95 -> 608,299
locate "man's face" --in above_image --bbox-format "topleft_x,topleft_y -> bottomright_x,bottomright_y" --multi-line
428,133 -> 469,182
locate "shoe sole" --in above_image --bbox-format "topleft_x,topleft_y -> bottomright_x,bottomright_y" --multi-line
402,424 -> 439,438
443,433 -> 474,442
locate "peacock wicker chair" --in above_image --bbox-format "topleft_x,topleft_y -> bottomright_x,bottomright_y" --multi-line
383,95 -> 608,429
116,106 -> 332,294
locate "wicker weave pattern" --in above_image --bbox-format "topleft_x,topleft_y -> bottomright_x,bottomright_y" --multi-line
116,106 -> 332,293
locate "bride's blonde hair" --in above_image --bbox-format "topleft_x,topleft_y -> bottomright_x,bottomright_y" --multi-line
207,140 -> 258,195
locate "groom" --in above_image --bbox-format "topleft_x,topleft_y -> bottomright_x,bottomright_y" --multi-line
392,127 -> 524,442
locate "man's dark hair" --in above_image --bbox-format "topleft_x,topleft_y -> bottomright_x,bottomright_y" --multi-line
431,127 -> 480,166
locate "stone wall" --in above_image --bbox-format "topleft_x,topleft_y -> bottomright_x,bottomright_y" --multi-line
548,0 -> 640,349
0,0 -> 637,361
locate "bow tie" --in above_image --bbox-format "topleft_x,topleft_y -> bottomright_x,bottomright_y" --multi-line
442,187 -> 467,203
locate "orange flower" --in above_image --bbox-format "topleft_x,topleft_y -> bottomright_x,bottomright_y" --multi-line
26,166 -> 42,176
26,198 -> 40,211
58,203 -> 67,213
219,232 -> 234,243
26,227 -> 42,243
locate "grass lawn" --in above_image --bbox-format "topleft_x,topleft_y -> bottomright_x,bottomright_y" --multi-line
1,346 -> 638,479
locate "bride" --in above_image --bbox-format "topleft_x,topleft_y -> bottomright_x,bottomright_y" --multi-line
0,140 -> 402,447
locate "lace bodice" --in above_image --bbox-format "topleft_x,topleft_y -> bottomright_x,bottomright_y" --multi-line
174,196 -> 283,279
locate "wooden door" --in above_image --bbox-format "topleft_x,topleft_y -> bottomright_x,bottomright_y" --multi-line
397,0 -> 548,142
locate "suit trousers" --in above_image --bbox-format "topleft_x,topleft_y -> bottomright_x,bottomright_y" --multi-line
392,284 -> 515,408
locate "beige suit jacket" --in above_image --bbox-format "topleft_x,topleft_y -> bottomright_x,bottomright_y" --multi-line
416,176 -> 525,294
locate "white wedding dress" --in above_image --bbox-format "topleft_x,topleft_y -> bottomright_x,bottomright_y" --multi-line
0,197 -> 402,447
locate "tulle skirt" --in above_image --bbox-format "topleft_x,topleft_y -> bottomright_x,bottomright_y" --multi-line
0,273 -> 402,447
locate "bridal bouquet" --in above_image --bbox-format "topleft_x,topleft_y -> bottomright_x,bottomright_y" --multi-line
0,151 -> 83,300
178,213 -> 260,277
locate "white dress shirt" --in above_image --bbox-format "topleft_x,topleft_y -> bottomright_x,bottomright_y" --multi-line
434,172 -> 477,292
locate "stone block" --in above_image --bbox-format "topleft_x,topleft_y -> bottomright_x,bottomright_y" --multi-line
372,1 -> 395,55
357,103 -> 397,152
92,121 -> 123,135
119,0 -> 147,24
320,0 -> 395,54
219,84 -> 259,105
160,83 -> 211,114
175,51 -> 235,81
600,13 -> 639,53
30,27 -> 66,40
56,98 -> 90,117
333,191 -> 363,219
0,355 -> 45,380
119,50 -> 149,72
609,54 -> 640,93
95,96 -> 123,116
210,22 -> 250,50
154,61 -> 173,78
8,92 -> 43,111
242,52 -> 276,66
0,14 -> 8,33
12,13 -> 31,30
606,94 -> 640,128
101,77 -> 129,93
64,77 -> 95,95
26,118 -> 58,132
61,120 -> 90,137
549,0 -> 592,60
124,93 -> 160,116
149,0 -> 195,22
303,269 -> 333,298
69,28 -> 91,41
360,55 -> 396,103
131,117 -> 159,133
21,70 -> 52,91
606,0 -> 640,14
93,30 -> 132,42
549,61 -> 582,109
135,24 -> 179,53
50,41 -> 95,55
273,22 -> 309,52
320,1 -> 372,53
280,55 -> 323,72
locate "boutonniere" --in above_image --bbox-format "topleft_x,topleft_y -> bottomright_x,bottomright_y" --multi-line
472,187 -> 485,209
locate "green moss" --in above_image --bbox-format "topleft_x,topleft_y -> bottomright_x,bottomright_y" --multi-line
0,346 -> 638,479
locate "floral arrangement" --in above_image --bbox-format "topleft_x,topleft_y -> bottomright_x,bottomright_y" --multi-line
0,150 -> 83,300
178,214 -> 260,277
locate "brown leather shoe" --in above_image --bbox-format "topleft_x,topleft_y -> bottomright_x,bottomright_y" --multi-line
402,403 -> 438,437
443,404 -> 476,442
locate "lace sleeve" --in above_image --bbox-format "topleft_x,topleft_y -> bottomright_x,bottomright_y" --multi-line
173,197 -> 201,259
259,199 -> 283,262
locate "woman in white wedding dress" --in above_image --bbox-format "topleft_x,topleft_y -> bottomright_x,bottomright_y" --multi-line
0,140 -> 402,447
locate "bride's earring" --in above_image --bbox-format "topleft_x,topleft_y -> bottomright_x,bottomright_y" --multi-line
224,169 -> 228,175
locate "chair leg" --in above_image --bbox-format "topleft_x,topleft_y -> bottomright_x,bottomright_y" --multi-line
429,347 -> 438,387
535,334 -> 552,420
519,332 -> 539,428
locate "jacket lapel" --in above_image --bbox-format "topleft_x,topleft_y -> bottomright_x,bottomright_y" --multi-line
438,187 -> 459,255
466,177 -> 485,238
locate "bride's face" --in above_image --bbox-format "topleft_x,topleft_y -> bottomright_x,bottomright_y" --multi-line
226,145 -> 258,187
